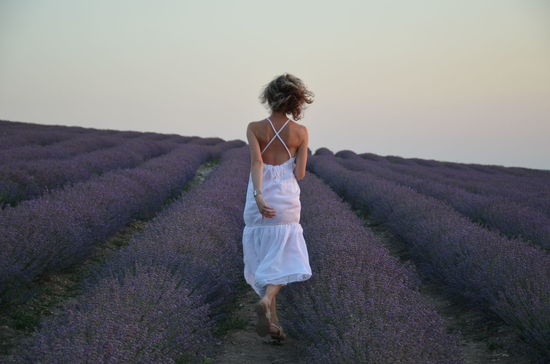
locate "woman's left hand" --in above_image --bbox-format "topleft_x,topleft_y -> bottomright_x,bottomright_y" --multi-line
255,195 -> 276,218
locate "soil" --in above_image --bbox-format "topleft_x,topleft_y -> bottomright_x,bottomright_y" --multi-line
211,287 -> 306,364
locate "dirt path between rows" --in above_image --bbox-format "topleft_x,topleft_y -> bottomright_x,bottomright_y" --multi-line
212,286 -> 306,364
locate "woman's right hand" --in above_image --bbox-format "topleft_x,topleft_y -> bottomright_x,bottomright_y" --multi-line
255,195 -> 276,218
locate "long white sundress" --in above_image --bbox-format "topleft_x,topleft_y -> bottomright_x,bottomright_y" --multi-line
242,117 -> 312,298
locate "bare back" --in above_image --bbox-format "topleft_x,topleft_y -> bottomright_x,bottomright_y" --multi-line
250,118 -> 305,166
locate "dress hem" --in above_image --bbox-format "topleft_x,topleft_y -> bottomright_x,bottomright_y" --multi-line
248,272 -> 312,298
244,222 -> 302,229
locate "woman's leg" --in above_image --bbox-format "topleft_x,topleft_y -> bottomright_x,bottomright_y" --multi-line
270,294 -> 279,325
260,283 -> 283,322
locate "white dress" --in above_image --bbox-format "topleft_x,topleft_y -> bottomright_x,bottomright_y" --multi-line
242,117 -> 312,298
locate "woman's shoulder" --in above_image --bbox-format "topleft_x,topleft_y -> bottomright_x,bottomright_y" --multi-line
247,119 -> 307,134
246,120 -> 261,135
247,119 -> 264,129
290,121 -> 308,136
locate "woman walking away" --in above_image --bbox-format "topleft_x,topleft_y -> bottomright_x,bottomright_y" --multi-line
242,73 -> 314,343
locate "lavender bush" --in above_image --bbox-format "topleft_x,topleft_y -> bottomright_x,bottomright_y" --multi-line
7,264 -> 215,364
187,136 -> 225,145
0,120 -> 187,151
335,151 -> 550,250
280,171 -> 464,363
0,134 -> 128,165
208,139 -> 247,159
352,151 -> 550,217
0,143 -> 215,304
0,122 -> 103,150
0,138 -> 179,207
0,119 -> 193,161
309,154 -> 550,360
479,164 -> 550,180
4,146 -> 250,363
0,131 -> 75,150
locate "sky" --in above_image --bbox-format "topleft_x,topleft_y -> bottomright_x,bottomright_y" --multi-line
1,0 -> 549,170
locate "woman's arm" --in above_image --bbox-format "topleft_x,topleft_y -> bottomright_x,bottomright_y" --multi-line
246,122 -> 276,218
293,125 -> 309,180
246,122 -> 264,193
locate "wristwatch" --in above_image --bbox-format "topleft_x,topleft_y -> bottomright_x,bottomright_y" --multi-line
253,189 -> 262,198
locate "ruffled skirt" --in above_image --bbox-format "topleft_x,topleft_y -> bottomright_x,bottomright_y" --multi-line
242,158 -> 312,297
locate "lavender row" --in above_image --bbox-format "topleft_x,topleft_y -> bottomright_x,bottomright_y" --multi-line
0,119 -> 115,134
335,151 -> 550,250
187,136 -> 225,145
0,121 -> 106,150
354,150 -> 550,215
0,119 -> 221,156
0,130 -> 78,150
419,155 -> 550,181
0,119 -> 193,148
0,139 -> 180,207
0,142 -> 217,304
0,134 -> 130,165
0,124 -> 194,165
460,161 -> 550,181
5,147 -> 250,363
280,172 -> 463,363
355,151 -> 550,217
309,153 -> 550,359
394,152 -> 550,199
0,132 -> 218,166
0,121 -> 148,151
357,149 -> 550,189
208,139 -> 247,158
362,151 -> 550,188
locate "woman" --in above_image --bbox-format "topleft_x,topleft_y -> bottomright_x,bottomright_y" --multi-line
242,73 -> 314,343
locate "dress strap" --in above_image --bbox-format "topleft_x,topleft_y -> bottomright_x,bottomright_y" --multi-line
261,118 -> 292,158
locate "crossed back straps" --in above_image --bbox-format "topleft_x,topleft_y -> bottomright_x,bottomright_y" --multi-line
261,117 -> 292,158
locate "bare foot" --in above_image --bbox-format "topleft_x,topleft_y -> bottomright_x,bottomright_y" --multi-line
269,322 -> 287,342
254,298 -> 272,337
269,322 -> 280,335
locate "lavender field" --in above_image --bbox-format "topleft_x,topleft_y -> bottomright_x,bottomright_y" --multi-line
1,119 -> 549,364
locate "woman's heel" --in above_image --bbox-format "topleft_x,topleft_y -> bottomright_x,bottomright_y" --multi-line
254,300 -> 271,337
269,322 -> 287,342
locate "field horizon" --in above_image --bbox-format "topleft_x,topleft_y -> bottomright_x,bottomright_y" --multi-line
2,118 -> 548,173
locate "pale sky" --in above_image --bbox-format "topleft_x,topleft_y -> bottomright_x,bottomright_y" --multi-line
1,0 -> 549,170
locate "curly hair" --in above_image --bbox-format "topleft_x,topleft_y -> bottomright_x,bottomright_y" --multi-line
258,73 -> 314,121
